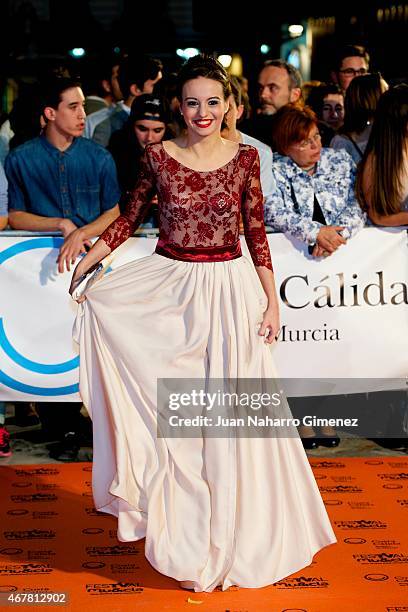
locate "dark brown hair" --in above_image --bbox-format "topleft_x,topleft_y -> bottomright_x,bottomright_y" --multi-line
40,77 -> 82,115
271,104 -> 317,154
118,56 -> 163,99
342,73 -> 385,134
176,54 -> 231,101
306,83 -> 343,119
229,75 -> 250,124
357,85 -> 408,216
334,44 -> 370,72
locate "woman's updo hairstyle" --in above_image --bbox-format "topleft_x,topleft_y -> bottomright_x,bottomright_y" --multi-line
176,54 -> 232,102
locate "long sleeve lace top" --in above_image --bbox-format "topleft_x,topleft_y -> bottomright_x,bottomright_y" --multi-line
100,142 -> 273,270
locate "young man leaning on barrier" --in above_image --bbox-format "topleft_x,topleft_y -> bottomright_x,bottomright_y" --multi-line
4,77 -> 121,460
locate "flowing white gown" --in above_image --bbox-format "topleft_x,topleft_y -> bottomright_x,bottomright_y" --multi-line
73,142 -> 336,592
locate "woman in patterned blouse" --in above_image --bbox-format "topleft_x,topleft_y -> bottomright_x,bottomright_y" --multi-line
265,104 -> 366,258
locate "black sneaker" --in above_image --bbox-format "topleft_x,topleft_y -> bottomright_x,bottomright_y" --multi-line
373,437 -> 408,450
48,432 -> 81,461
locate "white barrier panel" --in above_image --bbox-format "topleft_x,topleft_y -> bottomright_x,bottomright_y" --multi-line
0,228 -> 407,401
260,228 -> 408,396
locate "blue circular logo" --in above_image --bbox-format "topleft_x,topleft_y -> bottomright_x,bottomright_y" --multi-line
0,238 -> 79,396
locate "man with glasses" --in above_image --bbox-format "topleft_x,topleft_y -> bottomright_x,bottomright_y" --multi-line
330,45 -> 370,93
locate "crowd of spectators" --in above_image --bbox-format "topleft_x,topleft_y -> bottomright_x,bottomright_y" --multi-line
0,44 -> 407,459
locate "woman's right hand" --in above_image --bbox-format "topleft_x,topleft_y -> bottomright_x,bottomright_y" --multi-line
68,238 -> 111,303
69,261 -> 88,303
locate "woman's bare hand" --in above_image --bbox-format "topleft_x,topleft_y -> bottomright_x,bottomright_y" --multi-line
68,263 -> 88,303
258,305 -> 280,345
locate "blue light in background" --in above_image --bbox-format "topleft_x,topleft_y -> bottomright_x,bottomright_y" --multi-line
69,48 -> 85,58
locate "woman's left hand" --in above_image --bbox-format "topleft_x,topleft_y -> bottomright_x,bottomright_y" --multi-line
258,305 -> 280,344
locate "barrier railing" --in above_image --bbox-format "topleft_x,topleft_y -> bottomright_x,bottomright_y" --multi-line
0,228 -> 407,401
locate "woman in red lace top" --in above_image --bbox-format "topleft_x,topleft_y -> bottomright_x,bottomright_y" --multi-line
71,67 -> 278,338
69,56 -> 336,593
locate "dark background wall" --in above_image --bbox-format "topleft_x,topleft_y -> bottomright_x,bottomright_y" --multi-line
1,0 -> 407,81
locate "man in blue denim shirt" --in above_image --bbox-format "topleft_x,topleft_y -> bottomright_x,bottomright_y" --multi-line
5,77 -> 121,273
5,78 -> 121,461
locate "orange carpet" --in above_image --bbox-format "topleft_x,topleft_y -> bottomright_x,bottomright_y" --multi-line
0,458 -> 407,612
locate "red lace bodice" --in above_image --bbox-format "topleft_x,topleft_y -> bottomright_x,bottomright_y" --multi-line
100,142 -> 272,270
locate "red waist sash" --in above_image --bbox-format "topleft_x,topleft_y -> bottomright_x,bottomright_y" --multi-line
155,240 -> 242,263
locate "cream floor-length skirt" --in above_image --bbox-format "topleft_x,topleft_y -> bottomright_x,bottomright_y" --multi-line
73,253 -> 336,592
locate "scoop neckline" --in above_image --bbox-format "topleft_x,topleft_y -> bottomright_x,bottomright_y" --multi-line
160,142 -> 242,173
